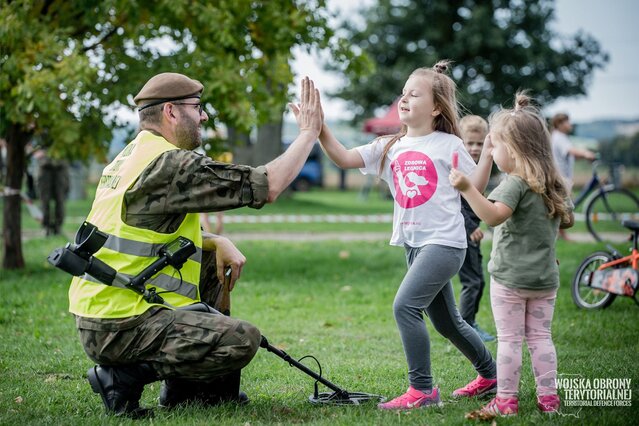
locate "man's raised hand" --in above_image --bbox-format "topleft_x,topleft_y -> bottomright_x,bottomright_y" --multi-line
288,77 -> 322,136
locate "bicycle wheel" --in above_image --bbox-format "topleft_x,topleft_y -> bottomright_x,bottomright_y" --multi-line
571,251 -> 616,309
585,187 -> 639,242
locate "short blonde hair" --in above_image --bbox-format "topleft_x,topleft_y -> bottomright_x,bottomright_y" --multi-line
459,115 -> 488,139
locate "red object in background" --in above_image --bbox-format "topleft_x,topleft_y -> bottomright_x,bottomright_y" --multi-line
452,151 -> 459,169
363,99 -> 402,136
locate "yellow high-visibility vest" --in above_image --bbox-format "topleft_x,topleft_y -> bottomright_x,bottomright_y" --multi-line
69,131 -> 202,318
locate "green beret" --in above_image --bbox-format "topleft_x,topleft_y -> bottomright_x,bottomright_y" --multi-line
134,72 -> 203,110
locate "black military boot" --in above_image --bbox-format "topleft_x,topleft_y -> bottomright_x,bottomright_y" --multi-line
87,364 -> 158,418
158,369 -> 248,408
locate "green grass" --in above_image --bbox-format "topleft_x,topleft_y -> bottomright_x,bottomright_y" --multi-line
10,189 -> 396,235
2,187 -> 638,424
15,187 -> 628,236
1,232 -> 638,425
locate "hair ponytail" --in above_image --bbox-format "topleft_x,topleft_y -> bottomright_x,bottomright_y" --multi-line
514,91 -> 532,111
489,91 -> 572,223
378,60 -> 460,174
433,60 -> 450,74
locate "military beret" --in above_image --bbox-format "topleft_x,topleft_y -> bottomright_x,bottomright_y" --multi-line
134,72 -> 203,110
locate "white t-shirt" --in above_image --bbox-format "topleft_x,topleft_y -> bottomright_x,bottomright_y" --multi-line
355,131 -> 476,248
551,130 -> 574,182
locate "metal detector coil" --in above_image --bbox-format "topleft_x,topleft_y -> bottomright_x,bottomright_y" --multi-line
260,336 -> 385,405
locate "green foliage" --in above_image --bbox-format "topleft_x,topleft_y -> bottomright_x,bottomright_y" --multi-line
333,0 -> 608,119
0,1 -> 370,157
0,0 -> 372,268
1,236 -> 637,425
599,131 -> 639,167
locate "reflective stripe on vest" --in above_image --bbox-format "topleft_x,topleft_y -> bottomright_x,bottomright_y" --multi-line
69,131 -> 203,318
101,234 -> 203,265
80,271 -> 198,300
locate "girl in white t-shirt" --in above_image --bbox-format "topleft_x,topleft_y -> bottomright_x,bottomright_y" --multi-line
313,61 -> 497,409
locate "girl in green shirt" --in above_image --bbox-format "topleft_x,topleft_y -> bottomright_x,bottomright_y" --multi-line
449,92 -> 573,418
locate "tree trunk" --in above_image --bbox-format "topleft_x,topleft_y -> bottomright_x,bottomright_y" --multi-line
227,127 -> 253,166
254,120 -> 283,167
227,120 -> 284,169
3,123 -> 30,269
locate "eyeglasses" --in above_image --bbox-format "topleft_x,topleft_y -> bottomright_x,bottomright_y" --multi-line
172,102 -> 203,115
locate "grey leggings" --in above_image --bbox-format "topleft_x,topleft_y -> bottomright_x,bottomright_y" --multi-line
393,244 -> 496,392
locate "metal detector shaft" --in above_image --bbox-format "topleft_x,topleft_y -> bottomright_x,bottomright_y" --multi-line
259,336 -> 348,397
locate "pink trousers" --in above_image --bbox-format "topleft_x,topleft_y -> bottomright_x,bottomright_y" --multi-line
490,280 -> 558,398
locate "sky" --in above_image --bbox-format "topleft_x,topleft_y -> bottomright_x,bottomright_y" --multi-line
291,0 -> 639,123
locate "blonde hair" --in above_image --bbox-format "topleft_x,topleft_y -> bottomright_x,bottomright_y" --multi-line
459,115 -> 488,139
379,60 -> 460,174
489,91 -> 571,223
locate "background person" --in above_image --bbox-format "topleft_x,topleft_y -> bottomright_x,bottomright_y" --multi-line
457,115 -> 494,342
35,148 -> 69,235
313,61 -> 497,410
550,113 -> 595,240
69,73 -> 323,417
450,92 -> 574,417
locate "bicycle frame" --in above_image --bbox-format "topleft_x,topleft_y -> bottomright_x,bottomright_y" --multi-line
571,220 -> 639,309
572,160 -> 621,208
597,240 -> 638,272
570,161 -> 639,242
592,222 -> 639,299
573,167 -> 601,208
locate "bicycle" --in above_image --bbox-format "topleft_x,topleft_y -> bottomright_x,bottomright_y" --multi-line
572,161 -> 639,242
572,219 -> 639,309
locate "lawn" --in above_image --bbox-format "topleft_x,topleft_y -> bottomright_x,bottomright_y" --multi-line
15,188 -> 617,236
1,190 -> 638,425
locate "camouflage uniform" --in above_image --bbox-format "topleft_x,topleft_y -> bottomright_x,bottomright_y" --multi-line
75,148 -> 268,380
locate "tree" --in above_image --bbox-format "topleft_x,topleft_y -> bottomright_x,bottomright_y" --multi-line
599,132 -> 639,168
0,0 -> 370,269
331,0 -> 608,120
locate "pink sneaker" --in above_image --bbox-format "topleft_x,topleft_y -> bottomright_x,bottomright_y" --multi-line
452,375 -> 497,398
480,396 -> 518,416
378,386 -> 442,410
538,394 -> 560,413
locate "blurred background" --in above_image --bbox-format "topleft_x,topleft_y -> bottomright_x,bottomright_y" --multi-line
2,0 -> 638,268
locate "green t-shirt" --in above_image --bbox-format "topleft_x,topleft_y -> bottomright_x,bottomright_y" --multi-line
487,175 -> 560,290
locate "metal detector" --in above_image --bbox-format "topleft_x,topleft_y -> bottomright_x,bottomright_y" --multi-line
48,222 -> 385,405
260,335 -> 384,405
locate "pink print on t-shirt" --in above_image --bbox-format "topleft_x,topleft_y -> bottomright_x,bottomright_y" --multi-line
391,151 -> 438,209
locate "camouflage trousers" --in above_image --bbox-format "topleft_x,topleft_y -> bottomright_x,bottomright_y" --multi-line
75,251 -> 261,380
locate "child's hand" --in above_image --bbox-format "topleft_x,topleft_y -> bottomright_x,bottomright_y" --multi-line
470,227 -> 484,243
449,150 -> 470,191
449,168 -> 471,191
483,134 -> 494,157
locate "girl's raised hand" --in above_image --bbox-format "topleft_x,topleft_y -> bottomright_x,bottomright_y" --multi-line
449,168 -> 471,191
449,150 -> 469,190
449,150 -> 470,190
483,134 -> 494,156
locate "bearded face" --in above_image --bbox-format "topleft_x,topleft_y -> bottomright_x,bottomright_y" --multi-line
175,107 -> 202,150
